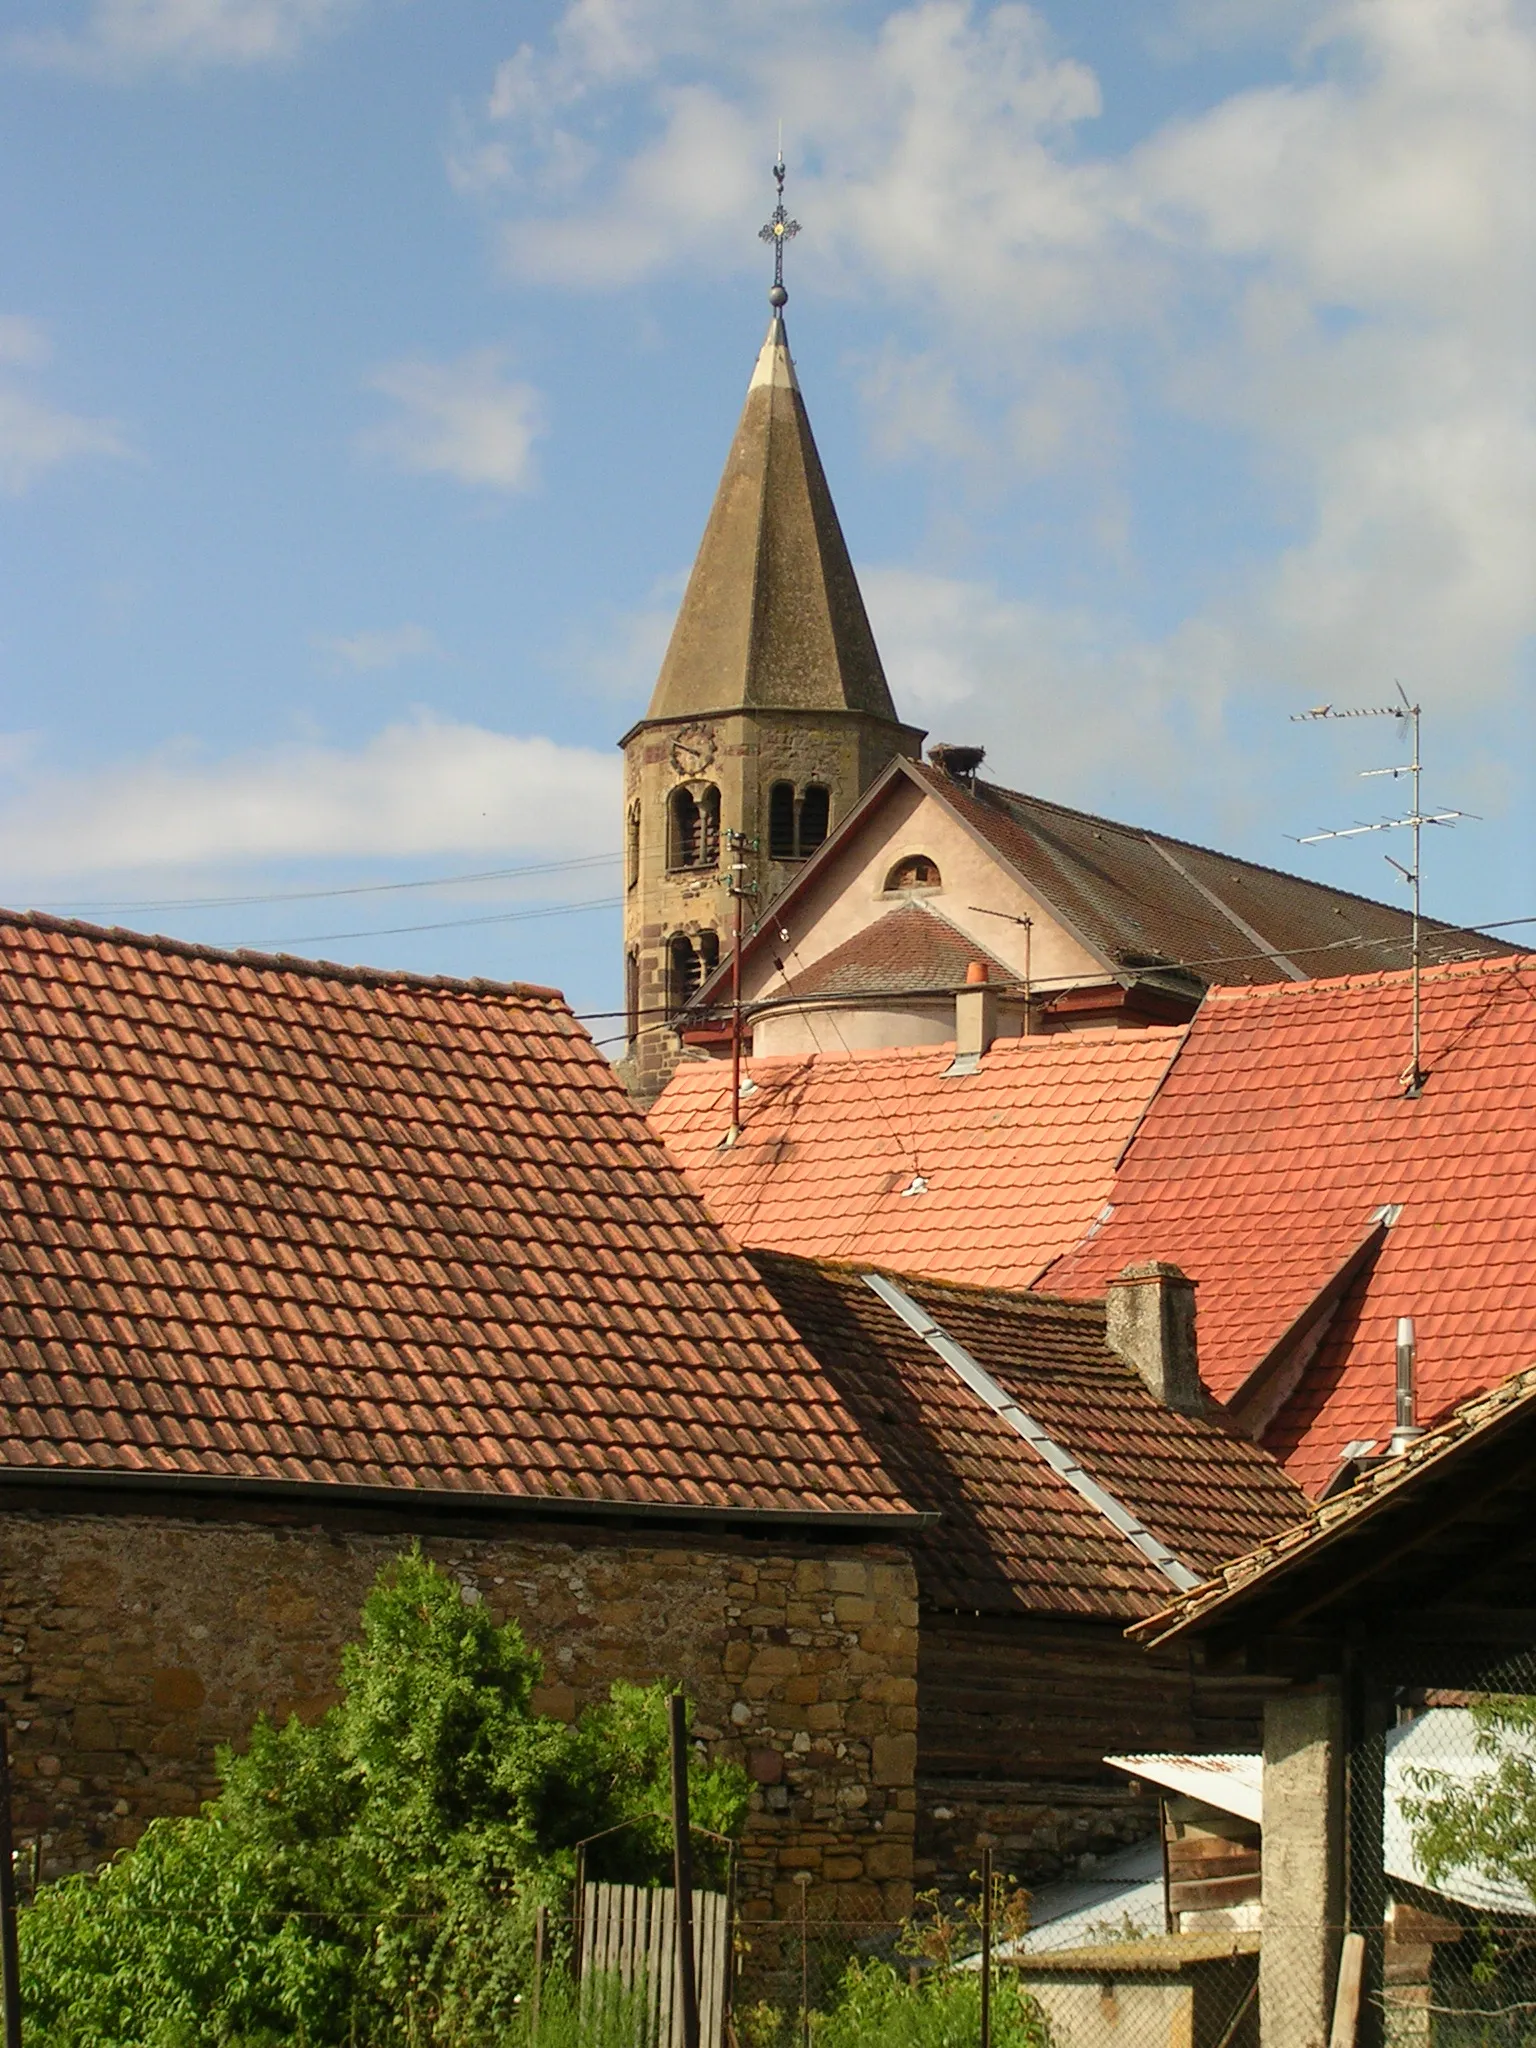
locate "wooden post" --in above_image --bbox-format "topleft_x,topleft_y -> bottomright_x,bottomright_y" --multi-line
531,1902 -> 547,2043
980,1845 -> 993,2048
669,1692 -> 701,2048
1329,1932 -> 1366,2048
0,1714 -> 22,2048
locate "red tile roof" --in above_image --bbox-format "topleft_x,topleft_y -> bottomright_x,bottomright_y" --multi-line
1046,956 -> 1536,1497
0,912 -> 914,1524
774,903 -> 1013,1001
752,1253 -> 1307,1620
649,1028 -> 1186,1291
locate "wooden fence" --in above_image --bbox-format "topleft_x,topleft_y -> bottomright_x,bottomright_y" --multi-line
578,1882 -> 730,2048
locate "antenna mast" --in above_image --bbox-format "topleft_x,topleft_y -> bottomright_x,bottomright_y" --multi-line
1291,687 -> 1464,1096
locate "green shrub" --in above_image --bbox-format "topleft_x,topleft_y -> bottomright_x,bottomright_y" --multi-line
20,1547 -> 747,2047
737,1958 -> 1051,2048
810,1959 -> 1051,2048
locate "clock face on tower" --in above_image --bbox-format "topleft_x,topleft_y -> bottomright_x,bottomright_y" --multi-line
669,724 -> 716,777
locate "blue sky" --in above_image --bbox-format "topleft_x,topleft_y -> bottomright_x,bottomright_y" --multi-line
2,0 -> 1532,1041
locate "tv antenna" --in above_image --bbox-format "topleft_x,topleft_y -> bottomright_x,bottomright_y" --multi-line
1291,685 -> 1465,1096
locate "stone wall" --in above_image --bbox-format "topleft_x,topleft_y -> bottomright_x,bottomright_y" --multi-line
915,1777 -> 1160,1895
0,1503 -> 918,1925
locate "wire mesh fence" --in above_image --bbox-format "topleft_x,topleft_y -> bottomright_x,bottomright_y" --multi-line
1347,1647 -> 1536,2048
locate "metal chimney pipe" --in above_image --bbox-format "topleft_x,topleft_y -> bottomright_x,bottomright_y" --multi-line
1390,1316 -> 1422,1454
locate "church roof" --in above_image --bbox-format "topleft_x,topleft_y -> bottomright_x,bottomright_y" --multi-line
907,762 -> 1506,987
700,757 -> 1506,1008
772,902 -> 1013,1002
642,316 -> 903,727
0,911 -> 915,1527
650,1027 -> 1184,1291
752,1252 -> 1306,1620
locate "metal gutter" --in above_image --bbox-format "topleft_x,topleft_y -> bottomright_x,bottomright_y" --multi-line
0,1465 -> 935,1537
861,1271 -> 1203,1594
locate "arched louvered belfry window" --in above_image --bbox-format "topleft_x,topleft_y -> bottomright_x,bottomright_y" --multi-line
668,786 -> 719,870
625,948 -> 640,1046
626,802 -> 641,890
768,782 -> 796,861
668,933 -> 701,1014
668,787 -> 701,869
798,785 -> 830,855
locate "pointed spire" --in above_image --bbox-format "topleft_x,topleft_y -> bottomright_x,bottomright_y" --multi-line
644,162 -> 898,727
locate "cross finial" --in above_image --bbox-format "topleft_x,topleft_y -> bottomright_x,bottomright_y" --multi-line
758,154 -> 800,309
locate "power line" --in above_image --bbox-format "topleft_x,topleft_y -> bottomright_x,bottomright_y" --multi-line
568,912 -> 1536,1027
246,896 -> 622,950
29,851 -> 621,915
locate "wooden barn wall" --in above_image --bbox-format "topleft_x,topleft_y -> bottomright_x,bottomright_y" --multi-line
914,1610 -> 1272,1891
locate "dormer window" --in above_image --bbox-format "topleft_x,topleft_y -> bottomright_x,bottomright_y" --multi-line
885,854 -> 941,893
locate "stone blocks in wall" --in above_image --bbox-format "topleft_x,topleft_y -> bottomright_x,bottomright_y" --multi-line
0,1510 -> 918,1928
914,1778 -> 1160,1898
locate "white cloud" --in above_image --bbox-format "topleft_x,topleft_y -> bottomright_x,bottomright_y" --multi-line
9,0 -> 357,75
313,623 -> 442,673
0,717 -> 619,885
0,316 -> 127,494
363,350 -> 544,492
860,564 -> 1220,800
560,572 -> 687,704
462,0 -> 1536,721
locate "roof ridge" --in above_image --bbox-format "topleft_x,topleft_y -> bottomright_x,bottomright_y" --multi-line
927,765 -> 1501,940
0,907 -> 568,1006
675,1022 -> 1186,1082
754,1246 -> 1110,1320
1202,949 -> 1536,1007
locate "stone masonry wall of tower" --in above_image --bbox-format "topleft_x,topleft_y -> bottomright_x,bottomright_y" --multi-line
618,312 -> 924,1103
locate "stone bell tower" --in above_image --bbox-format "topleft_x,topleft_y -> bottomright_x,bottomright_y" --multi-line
618,167 -> 925,1101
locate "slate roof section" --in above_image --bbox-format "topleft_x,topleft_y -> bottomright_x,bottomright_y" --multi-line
752,1252 -> 1308,1620
641,316 -> 907,728
907,763 -> 1508,989
650,1028 -> 1186,1292
773,903 -> 1013,1001
1046,955 -> 1536,1498
0,911 -> 914,1523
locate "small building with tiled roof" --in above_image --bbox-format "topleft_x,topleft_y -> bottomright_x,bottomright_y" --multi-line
1045,952 -> 1536,1497
0,910 -> 926,1912
748,1250 -> 1304,1892
651,1025 -> 1187,1291
670,747 -> 1505,1066
1127,1364 -> 1536,2048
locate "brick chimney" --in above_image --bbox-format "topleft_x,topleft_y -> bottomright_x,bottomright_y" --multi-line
955,959 -> 997,1061
1105,1262 -> 1205,1415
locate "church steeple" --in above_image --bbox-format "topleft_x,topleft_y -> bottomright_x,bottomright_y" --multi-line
618,161 -> 925,1102
643,308 -> 902,726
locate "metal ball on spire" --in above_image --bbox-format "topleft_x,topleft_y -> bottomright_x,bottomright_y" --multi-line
758,152 -> 800,308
